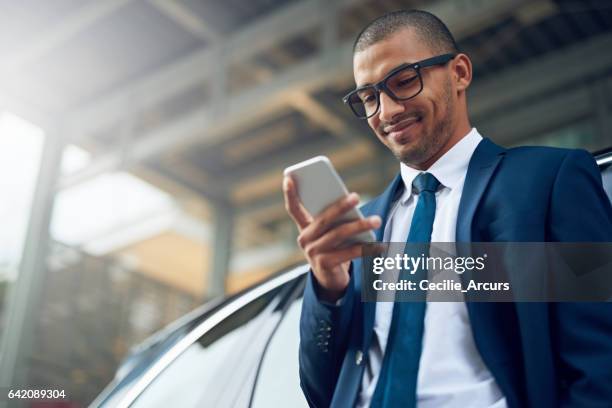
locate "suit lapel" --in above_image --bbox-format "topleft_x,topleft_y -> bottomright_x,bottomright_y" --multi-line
361,173 -> 404,240
455,138 -> 503,304
456,138 -> 505,243
358,174 -> 404,352
455,138 -> 512,393
332,174 -> 403,407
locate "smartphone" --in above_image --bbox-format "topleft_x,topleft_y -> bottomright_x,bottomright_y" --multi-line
284,155 -> 376,243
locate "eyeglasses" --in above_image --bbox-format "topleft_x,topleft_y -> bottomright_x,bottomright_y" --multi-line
342,53 -> 456,119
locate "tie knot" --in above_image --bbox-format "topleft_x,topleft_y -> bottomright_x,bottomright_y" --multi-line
412,172 -> 440,194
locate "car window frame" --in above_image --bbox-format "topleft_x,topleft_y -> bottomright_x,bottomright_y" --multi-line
104,264 -> 309,408
132,280 -> 286,408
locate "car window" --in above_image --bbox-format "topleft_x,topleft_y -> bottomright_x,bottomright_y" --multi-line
250,290 -> 308,408
130,284 -> 288,408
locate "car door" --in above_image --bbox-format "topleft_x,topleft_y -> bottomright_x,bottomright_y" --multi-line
100,265 -> 308,408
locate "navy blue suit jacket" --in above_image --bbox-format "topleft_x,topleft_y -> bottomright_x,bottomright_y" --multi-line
299,138 -> 612,407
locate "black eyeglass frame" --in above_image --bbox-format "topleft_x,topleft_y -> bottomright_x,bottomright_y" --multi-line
342,53 -> 457,119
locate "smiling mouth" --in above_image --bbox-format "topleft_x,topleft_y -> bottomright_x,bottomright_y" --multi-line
383,116 -> 422,143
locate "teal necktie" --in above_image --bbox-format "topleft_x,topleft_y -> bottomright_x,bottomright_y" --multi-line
371,172 -> 440,408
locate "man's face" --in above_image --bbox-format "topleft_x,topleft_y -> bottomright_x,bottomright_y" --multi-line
353,29 -> 457,168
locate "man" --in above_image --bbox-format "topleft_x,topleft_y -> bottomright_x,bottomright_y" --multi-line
283,10 -> 612,408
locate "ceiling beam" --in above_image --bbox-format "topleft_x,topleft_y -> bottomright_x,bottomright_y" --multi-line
66,0 -> 526,140
147,0 -> 220,42
222,136 -> 349,186
60,43 -> 352,190
60,0 -> 528,189
156,156 -> 230,201
287,92 -> 349,138
66,0 -> 369,139
130,165 -> 213,206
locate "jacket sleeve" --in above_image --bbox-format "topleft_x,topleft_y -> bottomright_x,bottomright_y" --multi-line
299,266 -> 355,408
548,149 -> 612,407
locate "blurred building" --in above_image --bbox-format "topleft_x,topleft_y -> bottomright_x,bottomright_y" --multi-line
0,0 -> 611,406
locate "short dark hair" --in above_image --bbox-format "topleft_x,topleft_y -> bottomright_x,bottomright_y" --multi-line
353,10 -> 459,55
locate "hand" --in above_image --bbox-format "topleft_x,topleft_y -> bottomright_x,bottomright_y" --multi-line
283,176 -> 381,302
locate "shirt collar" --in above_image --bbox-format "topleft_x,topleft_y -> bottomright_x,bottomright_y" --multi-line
399,127 -> 483,204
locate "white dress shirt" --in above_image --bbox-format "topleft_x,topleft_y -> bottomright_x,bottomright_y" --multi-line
357,128 -> 507,408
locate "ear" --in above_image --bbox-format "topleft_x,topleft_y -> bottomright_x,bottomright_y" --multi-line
452,53 -> 472,92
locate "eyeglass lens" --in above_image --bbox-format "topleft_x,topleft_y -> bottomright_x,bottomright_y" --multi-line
349,66 -> 422,118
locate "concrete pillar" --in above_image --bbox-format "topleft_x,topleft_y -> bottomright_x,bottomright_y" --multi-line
206,200 -> 234,300
0,126 -> 65,394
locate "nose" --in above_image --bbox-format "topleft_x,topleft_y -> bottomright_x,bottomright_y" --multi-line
378,91 -> 405,122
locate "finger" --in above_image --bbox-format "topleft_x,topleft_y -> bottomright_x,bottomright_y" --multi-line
314,216 -> 381,252
304,216 -> 378,264
283,176 -> 311,229
316,244 -> 366,270
301,192 -> 360,243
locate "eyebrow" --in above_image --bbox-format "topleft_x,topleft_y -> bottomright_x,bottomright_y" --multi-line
356,61 -> 415,88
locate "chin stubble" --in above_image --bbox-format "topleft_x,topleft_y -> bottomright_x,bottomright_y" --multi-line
398,79 -> 454,168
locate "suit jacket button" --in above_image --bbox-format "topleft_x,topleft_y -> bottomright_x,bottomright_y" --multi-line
355,350 -> 363,365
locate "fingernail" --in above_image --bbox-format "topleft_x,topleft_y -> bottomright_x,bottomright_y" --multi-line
348,193 -> 359,204
370,216 -> 382,227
